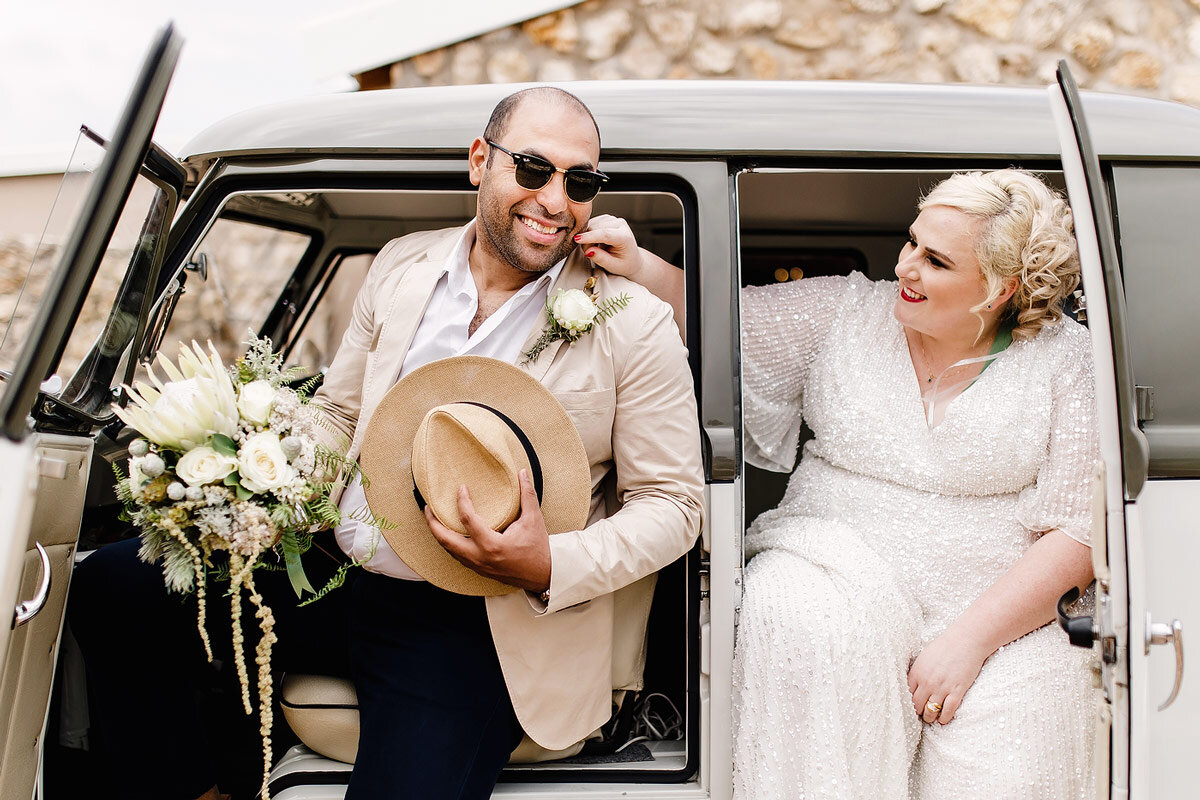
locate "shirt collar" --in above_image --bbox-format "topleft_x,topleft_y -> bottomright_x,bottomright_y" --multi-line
444,218 -> 567,300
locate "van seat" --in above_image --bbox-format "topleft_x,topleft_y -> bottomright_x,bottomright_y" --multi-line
280,674 -> 588,764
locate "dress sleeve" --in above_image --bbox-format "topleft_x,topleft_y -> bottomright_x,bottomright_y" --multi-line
1015,326 -> 1101,546
741,275 -> 853,472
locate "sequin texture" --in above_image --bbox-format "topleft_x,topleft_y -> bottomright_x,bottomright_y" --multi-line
733,274 -> 1099,799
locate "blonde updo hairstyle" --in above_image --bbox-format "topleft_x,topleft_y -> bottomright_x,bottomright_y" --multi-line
919,169 -> 1080,342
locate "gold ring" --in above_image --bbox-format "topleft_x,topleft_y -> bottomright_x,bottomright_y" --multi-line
925,700 -> 943,714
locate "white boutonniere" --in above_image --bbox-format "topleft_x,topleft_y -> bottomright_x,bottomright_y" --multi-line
522,276 -> 630,365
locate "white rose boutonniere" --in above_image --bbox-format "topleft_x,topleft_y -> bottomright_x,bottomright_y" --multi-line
238,431 -> 296,493
549,288 -> 599,332
237,379 -> 276,426
522,277 -> 631,364
176,445 -> 239,487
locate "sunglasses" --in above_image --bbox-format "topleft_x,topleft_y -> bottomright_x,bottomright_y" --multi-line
486,139 -> 608,203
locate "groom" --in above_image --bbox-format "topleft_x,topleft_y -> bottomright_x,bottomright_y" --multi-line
311,86 -> 704,798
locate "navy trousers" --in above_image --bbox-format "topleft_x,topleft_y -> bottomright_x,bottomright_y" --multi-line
69,535 -> 521,800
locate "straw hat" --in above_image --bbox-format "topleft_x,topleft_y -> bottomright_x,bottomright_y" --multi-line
359,355 -> 591,596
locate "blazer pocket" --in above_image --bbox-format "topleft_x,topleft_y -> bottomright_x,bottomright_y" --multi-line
553,388 -> 615,461
554,387 -> 615,411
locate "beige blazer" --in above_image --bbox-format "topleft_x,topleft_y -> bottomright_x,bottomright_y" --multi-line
312,224 -> 705,750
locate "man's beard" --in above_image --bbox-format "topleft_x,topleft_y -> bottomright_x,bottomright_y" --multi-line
478,198 -> 579,274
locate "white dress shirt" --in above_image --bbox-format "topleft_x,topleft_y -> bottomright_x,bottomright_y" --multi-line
334,220 -> 566,579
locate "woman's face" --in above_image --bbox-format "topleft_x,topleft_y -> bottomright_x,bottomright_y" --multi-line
892,205 -> 993,343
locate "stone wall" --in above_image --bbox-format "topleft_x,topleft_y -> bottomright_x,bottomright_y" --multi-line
373,0 -> 1200,108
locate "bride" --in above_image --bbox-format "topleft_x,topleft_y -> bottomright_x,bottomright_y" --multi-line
584,169 -> 1098,798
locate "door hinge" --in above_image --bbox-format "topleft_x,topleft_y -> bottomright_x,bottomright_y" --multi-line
1135,385 -> 1155,424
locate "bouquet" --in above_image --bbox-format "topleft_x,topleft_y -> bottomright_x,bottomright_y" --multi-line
111,335 -> 374,798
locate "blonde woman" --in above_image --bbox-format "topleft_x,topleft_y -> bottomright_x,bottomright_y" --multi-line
583,169 -> 1098,798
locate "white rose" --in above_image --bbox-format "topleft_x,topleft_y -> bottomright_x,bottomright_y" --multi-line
550,289 -> 598,332
237,380 -> 276,426
238,432 -> 295,493
176,445 -> 239,487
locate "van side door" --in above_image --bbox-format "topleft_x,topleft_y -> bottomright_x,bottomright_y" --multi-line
1049,62 -> 1198,800
0,25 -> 184,797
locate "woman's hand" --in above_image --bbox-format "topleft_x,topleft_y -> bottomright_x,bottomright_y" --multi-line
574,214 -> 646,281
907,631 -> 990,725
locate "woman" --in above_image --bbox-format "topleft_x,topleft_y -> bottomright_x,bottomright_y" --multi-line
584,169 -> 1098,798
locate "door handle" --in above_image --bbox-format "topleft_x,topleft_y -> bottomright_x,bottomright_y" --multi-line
12,542 -> 51,628
1144,612 -> 1184,712
1057,586 -> 1097,648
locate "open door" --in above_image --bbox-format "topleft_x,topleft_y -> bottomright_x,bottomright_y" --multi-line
1048,62 -> 1187,800
0,24 -> 183,799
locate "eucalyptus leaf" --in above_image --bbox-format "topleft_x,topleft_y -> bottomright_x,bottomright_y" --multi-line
212,433 -> 238,457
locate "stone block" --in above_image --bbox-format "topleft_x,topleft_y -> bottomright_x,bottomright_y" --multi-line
775,14 -> 843,49
583,8 -> 633,61
538,58 -> 579,82
912,0 -> 947,12
1065,20 -> 1115,69
487,48 -> 534,83
451,42 -> 486,84
729,0 -> 784,36
522,9 -> 579,54
860,20 -> 902,59
388,62 -> 405,88
690,33 -> 737,74
1017,0 -> 1082,50
850,0 -> 899,12
620,34 -> 671,79
915,23 -> 961,57
412,48 -> 447,79
1169,64 -> 1200,106
818,49 -> 858,80
1104,0 -> 1144,35
1188,19 -> 1200,59
647,8 -> 699,56
1109,50 -> 1162,89
950,0 -> 1022,40
742,42 -> 781,79
952,42 -> 1002,83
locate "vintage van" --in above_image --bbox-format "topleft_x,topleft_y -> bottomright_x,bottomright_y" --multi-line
1,23 -> 1197,800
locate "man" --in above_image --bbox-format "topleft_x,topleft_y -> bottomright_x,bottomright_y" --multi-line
311,86 -> 704,797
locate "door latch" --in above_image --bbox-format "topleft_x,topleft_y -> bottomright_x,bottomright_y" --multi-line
1144,613 -> 1183,711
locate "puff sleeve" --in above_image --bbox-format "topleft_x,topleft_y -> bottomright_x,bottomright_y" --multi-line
1015,324 -> 1101,546
741,274 -> 856,472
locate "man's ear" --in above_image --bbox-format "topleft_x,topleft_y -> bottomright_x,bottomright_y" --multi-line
467,137 -> 488,187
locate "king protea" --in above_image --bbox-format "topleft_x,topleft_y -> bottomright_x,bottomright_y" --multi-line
112,342 -> 239,451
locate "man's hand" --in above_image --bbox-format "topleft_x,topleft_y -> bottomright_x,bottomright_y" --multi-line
424,469 -> 552,593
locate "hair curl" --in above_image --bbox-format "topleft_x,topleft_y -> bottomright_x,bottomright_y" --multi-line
919,169 -> 1080,342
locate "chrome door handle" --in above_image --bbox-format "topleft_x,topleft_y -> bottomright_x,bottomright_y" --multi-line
1144,612 -> 1184,711
12,542 -> 51,629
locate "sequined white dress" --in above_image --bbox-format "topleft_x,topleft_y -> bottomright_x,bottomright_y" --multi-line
733,274 -> 1098,800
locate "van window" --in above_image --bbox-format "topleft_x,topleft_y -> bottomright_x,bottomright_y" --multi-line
1110,166 -> 1200,477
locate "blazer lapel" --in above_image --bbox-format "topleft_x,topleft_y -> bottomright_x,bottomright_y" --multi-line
518,252 -> 592,384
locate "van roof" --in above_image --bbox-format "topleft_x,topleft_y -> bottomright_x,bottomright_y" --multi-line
179,80 -> 1200,171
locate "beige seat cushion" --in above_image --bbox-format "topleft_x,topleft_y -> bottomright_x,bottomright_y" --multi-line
280,674 -> 588,764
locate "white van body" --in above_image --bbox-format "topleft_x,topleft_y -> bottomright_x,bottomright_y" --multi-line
0,26 -> 1196,800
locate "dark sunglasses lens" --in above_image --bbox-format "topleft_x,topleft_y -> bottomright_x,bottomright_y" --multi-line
513,158 -> 555,191
564,172 -> 603,202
